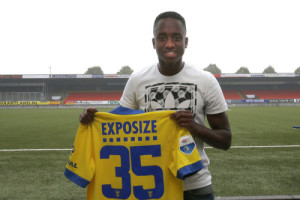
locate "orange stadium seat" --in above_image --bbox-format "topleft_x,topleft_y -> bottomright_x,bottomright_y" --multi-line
64,92 -> 122,102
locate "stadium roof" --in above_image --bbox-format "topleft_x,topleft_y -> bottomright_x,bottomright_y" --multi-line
0,73 -> 299,79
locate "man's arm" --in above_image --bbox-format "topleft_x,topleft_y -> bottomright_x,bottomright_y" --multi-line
79,107 -> 98,125
170,110 -> 231,150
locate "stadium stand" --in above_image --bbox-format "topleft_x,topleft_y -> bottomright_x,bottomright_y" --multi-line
0,92 -> 44,101
222,90 -> 243,100
241,90 -> 300,99
1,73 -> 300,106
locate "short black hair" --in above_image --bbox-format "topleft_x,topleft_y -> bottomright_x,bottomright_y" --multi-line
153,11 -> 186,33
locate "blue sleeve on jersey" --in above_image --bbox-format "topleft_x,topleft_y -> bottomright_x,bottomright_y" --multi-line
177,161 -> 205,180
64,168 -> 90,188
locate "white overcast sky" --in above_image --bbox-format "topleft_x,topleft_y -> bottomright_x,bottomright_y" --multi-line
0,0 -> 299,75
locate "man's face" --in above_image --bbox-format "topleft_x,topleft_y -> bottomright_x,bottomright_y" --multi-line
152,18 -> 188,65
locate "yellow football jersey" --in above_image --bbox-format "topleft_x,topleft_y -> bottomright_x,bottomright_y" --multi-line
65,109 -> 204,200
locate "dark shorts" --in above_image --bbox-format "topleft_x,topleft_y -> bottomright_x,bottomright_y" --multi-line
184,185 -> 214,200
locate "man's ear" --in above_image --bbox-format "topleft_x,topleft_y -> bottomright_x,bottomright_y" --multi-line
152,38 -> 156,49
185,37 -> 188,48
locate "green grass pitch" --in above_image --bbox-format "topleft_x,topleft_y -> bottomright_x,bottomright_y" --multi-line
0,106 -> 299,199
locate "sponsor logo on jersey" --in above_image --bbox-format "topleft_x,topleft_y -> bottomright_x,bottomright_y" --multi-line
101,120 -> 157,135
179,135 -> 196,155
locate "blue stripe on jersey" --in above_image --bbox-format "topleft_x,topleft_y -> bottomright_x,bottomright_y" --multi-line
64,168 -> 90,188
177,161 -> 205,180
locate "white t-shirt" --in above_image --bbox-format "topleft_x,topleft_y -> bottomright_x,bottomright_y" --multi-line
120,62 -> 228,190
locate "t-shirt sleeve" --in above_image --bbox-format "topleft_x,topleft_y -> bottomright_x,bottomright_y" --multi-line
119,73 -> 139,110
169,131 -> 204,180
204,73 -> 228,114
64,124 -> 95,188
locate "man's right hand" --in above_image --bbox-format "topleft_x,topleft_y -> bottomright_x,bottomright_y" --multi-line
79,107 -> 98,124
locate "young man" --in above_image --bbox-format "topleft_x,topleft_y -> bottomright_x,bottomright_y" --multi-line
80,11 -> 231,200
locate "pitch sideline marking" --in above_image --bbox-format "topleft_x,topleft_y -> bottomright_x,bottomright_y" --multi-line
0,145 -> 300,152
0,149 -> 72,152
205,145 -> 300,149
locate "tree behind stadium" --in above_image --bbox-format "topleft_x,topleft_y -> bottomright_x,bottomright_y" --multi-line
263,65 -> 276,74
203,64 -> 221,74
117,66 -> 134,75
84,66 -> 104,74
236,66 -> 250,74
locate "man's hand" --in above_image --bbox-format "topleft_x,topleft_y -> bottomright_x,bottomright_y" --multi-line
170,110 -> 196,131
170,110 -> 231,150
79,107 -> 98,125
